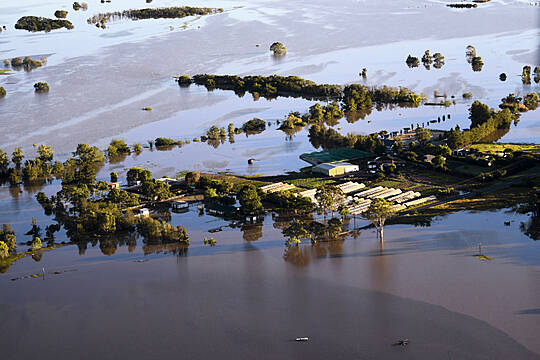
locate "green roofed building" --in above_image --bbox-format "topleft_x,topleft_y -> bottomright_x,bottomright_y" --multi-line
300,147 -> 374,165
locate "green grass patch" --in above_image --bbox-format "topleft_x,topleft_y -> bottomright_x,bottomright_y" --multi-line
285,177 -> 336,189
470,143 -> 540,155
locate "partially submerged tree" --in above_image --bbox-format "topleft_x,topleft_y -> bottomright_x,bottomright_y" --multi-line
282,219 -> 310,246
315,185 -> 345,218
363,198 -> 396,244
270,42 -> 286,55
238,184 -> 263,215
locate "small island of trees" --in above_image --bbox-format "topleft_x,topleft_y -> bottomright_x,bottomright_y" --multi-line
87,6 -> 223,26
15,16 -> 74,32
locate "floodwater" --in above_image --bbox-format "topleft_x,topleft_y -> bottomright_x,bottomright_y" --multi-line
1,0 -> 540,358
0,0 -> 539,155
1,207 -> 539,359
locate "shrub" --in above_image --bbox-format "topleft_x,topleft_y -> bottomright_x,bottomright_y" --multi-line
73,2 -> 88,10
177,75 -> 191,86
54,10 -> 68,19
270,42 -> 286,55
155,137 -> 178,146
34,82 -> 50,92
471,57 -> 483,71
11,57 -> 23,67
462,92 -> 472,99
241,118 -> 266,133
405,55 -> 419,68
0,87 -> 5,98
523,92 -> 539,111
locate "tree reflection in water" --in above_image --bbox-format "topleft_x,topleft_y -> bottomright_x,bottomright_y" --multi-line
283,240 -> 345,267
518,188 -> 540,241
241,223 -> 263,242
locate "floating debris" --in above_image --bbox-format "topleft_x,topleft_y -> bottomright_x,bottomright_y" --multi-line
10,269 -> 77,281
393,339 -> 409,346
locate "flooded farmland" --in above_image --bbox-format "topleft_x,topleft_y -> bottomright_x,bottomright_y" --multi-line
0,0 -> 539,359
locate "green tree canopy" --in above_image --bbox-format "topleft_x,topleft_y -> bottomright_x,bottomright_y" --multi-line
469,101 -> 491,128
238,184 -> 263,215
37,144 -> 54,162
363,198 -> 396,243
282,219 -> 310,245
415,127 -> 431,145
11,148 -> 24,168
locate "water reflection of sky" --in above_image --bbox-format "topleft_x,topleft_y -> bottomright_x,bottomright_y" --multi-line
0,0 -> 241,65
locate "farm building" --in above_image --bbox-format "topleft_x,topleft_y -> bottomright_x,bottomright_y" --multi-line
387,191 -> 421,204
404,196 -> 437,207
133,208 -> 150,218
171,200 -> 189,212
356,186 -> 384,197
206,203 -> 239,216
368,188 -> 402,199
260,182 -> 296,193
337,182 -> 366,194
312,162 -> 359,177
299,189 -> 317,203
300,147 -> 373,165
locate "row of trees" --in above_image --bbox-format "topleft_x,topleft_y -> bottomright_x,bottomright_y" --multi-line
87,6 -> 222,24
187,74 -> 343,100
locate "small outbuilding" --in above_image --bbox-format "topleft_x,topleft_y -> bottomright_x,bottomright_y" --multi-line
171,201 -> 189,212
312,162 -> 359,177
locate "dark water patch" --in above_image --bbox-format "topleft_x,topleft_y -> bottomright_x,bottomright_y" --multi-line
0,255 -> 538,360
516,309 -> 540,315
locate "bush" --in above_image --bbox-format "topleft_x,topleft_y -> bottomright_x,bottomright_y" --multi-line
54,10 -> 68,19
107,139 -> 130,156
523,92 -> 539,111
11,58 -> 23,67
177,75 -> 191,86
462,92 -> 472,99
0,87 -> 5,98
73,2 -> 88,10
34,82 -> 50,92
471,57 -> 483,71
241,118 -> 266,133
155,137 -> 179,146
270,42 -> 286,55
406,55 -> 419,68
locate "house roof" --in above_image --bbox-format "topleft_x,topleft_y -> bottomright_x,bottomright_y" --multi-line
314,162 -> 358,171
301,147 -> 374,164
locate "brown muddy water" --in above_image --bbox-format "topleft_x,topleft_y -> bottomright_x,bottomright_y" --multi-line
1,205 -> 539,359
